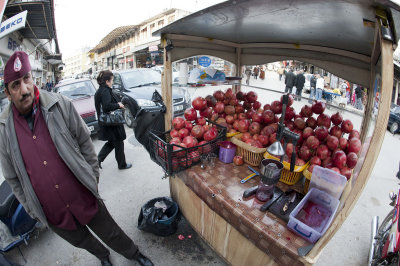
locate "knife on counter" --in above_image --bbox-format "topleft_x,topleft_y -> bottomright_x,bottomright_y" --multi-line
280,191 -> 297,215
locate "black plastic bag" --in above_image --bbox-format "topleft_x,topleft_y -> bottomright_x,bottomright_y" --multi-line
137,197 -> 180,236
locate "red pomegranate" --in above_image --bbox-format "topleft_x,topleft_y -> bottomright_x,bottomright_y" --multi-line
253,101 -> 262,110
235,104 -> 244,114
262,110 -> 275,124
263,104 -> 271,111
203,128 -> 218,141
312,101 -> 326,114
251,112 -> 263,123
205,95 -> 217,107
178,128 -> 190,139
310,156 -> 322,166
326,135 -> 339,150
331,112 -> 343,126
349,130 -> 360,139
280,94 -> 294,106
271,101 -> 283,114
294,117 -> 306,130
299,145 -> 312,161
213,90 -> 225,101
340,167 -> 352,180
332,150 -> 347,169
238,120 -> 249,133
347,137 -> 362,154
214,102 -> 225,114
249,122 -> 261,135
182,136 -> 198,148
192,97 -> 207,110
317,113 -> 331,128
330,125 -> 343,139
316,145 -> 329,160
306,136 -> 320,150
306,117 -> 318,129
346,152 -> 358,169
315,126 -> 329,141
172,117 -> 185,130
341,119 -> 354,133
300,105 -> 313,118
236,91 -> 245,101
199,107 -> 212,119
196,116 -> 206,126
170,129 -> 180,139
224,105 -> 235,115
339,137 -> 348,150
303,127 -> 315,140
246,91 -> 258,103
184,108 -> 198,121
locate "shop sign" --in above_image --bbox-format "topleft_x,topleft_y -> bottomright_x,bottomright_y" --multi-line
123,46 -> 130,53
198,56 -> 211,67
7,37 -> 20,51
0,10 -> 27,39
149,45 -> 158,52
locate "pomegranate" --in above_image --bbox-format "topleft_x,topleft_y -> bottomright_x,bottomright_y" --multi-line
263,104 -> 271,110
271,101 -> 283,114
326,135 -> 339,150
332,150 -> 347,169
170,129 -> 180,139
286,143 -> 294,156
253,101 -> 262,110
225,115 -> 234,124
330,126 -> 343,139
293,129 -> 304,146
196,117 -> 206,126
299,145 -> 312,161
224,105 -> 235,115
184,108 -> 198,121
233,120 -> 240,131
241,132 -> 252,142
300,105 -> 313,118
235,104 -> 244,114
233,156 -> 244,166
269,133 -> 277,144
236,91 -> 245,101
347,137 -> 362,154
341,119 -> 354,133
315,126 -> 329,141
172,117 -> 185,130
246,91 -> 258,103
280,94 -> 294,106
178,128 -> 190,139
182,136 -> 198,148
330,167 -> 341,174
312,101 -> 326,114
310,156 -> 322,166
322,157 -> 333,168
340,167 -> 352,180
215,117 -> 226,126
252,112 -> 263,123
296,158 -> 306,166
284,107 -> 296,121
317,113 -> 331,128
308,164 -> 317,173
210,112 -> 219,122
213,90 -> 225,101
243,101 -> 252,110
238,113 -> 247,120
214,102 -> 225,114
238,120 -> 249,133
249,122 -> 261,134
192,97 -> 207,110
205,95 -> 217,107
303,127 -> 315,140
191,125 -> 205,139
331,112 -> 343,126
169,137 -> 181,145
260,126 -> 273,136
306,117 -> 318,129
285,121 -> 295,131
262,110 -> 275,124
229,97 -> 239,106
346,152 -> 358,169
306,136 -> 320,150
199,107 -> 212,118
349,130 -> 360,139
339,137 -> 348,150
270,123 -> 278,132
316,145 -> 329,160
294,117 -> 306,130
246,109 -> 255,119
258,135 -> 269,146
198,140 -> 211,154
203,128 -> 218,141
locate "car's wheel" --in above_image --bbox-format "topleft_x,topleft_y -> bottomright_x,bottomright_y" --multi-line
124,108 -> 134,128
390,122 -> 399,134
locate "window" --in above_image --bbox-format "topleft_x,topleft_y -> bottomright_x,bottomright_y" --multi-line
113,73 -> 122,89
168,15 -> 175,23
150,23 -> 155,31
158,20 -> 164,27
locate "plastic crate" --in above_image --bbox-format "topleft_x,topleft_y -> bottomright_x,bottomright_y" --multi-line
264,152 -> 309,185
149,121 -> 226,175
230,133 -> 267,166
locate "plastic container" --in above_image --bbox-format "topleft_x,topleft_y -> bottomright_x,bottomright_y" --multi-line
287,166 -> 347,243
218,141 -> 237,163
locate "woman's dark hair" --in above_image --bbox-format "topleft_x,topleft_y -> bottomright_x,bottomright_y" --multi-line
97,70 -> 113,86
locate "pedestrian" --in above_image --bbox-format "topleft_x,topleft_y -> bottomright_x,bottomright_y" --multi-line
0,51 -> 153,266
284,68 -> 296,94
294,70 -> 305,101
95,70 -> 132,170
309,73 -> 317,102
259,65 -> 265,80
277,66 -> 285,81
316,74 -> 325,100
40,83 -> 46,90
253,66 -> 259,79
355,85 -> 364,110
245,66 -> 251,85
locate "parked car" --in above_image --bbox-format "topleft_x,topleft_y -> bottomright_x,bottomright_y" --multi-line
151,65 -> 180,83
388,103 -> 400,134
54,78 -> 99,135
112,68 -> 190,128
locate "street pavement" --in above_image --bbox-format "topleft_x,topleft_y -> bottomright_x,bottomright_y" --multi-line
4,71 -> 399,265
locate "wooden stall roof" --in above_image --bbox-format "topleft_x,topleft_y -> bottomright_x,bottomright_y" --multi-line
154,0 -> 400,88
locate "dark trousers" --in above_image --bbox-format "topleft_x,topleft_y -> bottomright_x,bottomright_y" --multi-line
295,87 -> 303,100
98,140 -> 126,169
285,86 -> 293,94
51,201 -> 139,261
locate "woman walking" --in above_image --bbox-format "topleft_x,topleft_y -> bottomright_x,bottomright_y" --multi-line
95,70 -> 132,170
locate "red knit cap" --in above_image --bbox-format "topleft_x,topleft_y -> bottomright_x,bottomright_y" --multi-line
4,51 -> 31,83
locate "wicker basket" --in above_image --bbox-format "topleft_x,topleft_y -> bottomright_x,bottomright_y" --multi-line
231,134 -> 267,166
226,132 -> 240,141
264,152 -> 309,185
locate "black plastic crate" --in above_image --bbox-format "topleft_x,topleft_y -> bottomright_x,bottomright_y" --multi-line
149,121 -> 226,175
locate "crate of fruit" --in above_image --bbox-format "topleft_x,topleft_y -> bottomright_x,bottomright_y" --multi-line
264,151 -> 309,185
231,133 -> 267,166
149,120 -> 226,175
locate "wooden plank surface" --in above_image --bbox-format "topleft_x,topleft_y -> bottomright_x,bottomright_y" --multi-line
162,45 -> 173,130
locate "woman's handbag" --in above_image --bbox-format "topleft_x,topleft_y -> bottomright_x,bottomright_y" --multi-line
98,91 -> 126,126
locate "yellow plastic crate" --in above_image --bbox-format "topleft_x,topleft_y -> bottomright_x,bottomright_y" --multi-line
264,152 -> 309,185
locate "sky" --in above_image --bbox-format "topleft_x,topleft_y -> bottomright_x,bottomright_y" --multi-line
54,0 -> 226,58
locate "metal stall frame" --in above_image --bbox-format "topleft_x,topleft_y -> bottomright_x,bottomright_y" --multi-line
155,1 -> 399,264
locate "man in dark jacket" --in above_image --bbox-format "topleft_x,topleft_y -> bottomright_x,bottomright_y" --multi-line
294,70 -> 305,101
309,74 -> 317,102
355,85 -> 364,110
284,68 -> 296,94
0,51 -> 153,266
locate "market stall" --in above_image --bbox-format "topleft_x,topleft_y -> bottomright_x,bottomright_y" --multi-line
151,1 -> 399,265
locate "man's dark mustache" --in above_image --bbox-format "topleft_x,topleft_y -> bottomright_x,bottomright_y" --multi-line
20,93 -> 31,102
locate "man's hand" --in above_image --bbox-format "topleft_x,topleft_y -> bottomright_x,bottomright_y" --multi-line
118,102 -> 125,109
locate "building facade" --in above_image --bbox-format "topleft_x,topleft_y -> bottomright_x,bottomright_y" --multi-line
89,9 -> 191,72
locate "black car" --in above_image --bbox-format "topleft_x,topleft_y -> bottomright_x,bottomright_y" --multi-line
388,103 -> 400,134
112,69 -> 190,128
